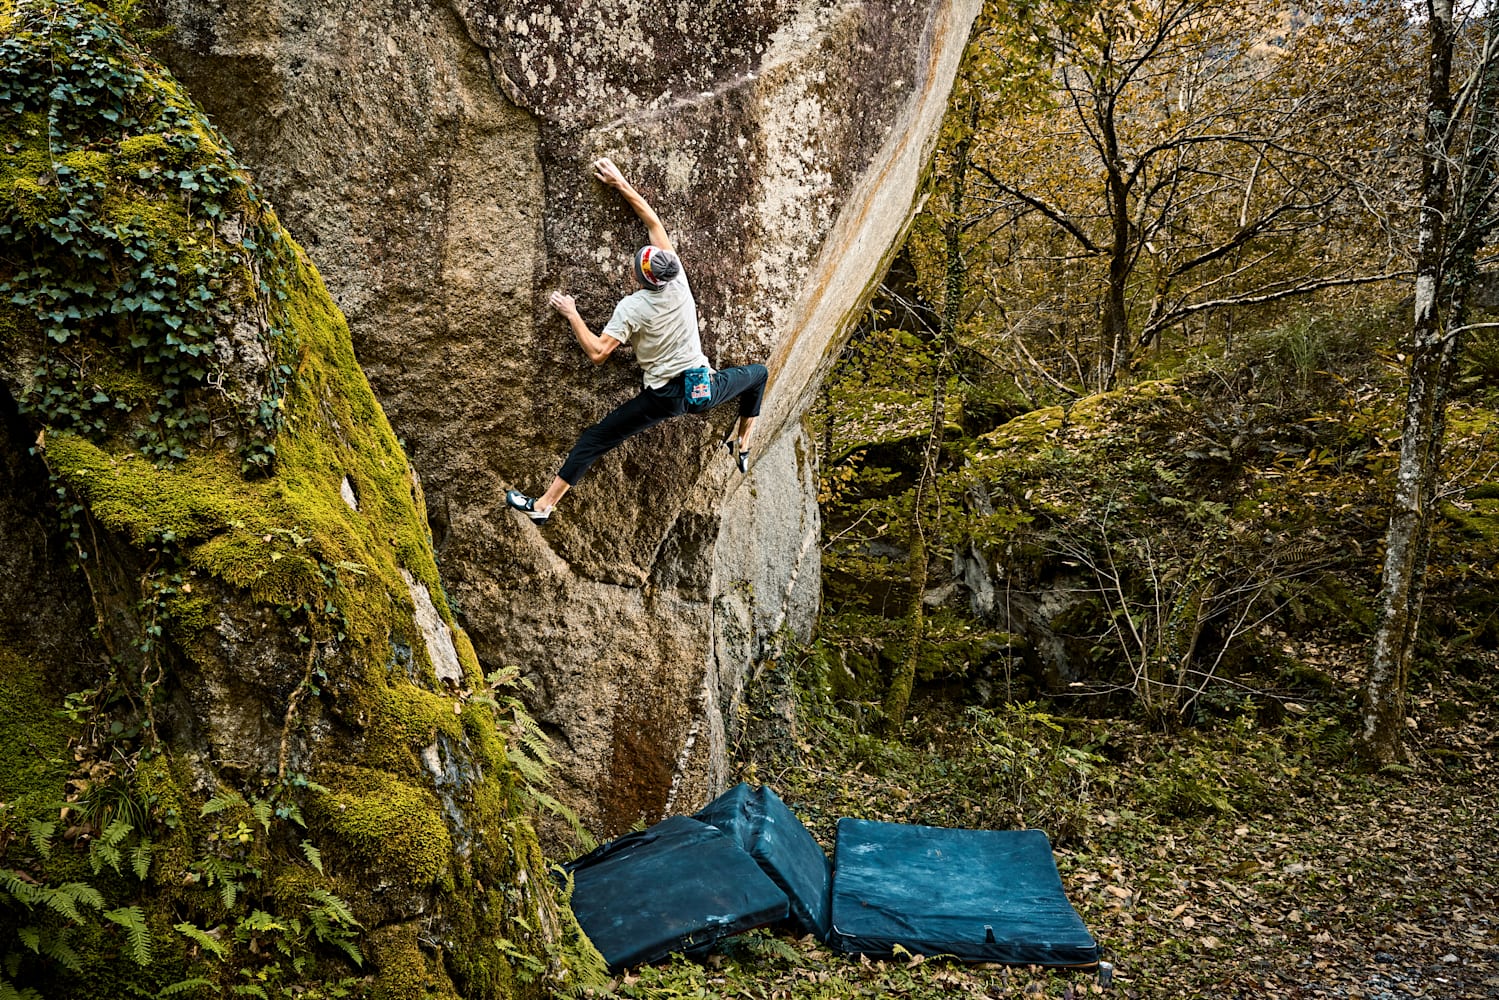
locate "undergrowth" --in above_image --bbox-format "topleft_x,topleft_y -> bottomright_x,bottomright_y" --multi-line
571,644 -> 1479,1000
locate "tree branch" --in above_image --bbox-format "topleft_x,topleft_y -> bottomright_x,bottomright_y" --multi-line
1140,270 -> 1410,340
970,162 -> 1105,255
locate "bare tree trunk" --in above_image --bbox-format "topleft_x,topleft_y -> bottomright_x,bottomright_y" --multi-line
1363,2 -> 1499,763
884,100 -> 973,729
1100,81 -> 1133,392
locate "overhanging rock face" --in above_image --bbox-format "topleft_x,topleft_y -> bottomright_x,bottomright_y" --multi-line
147,0 -> 979,833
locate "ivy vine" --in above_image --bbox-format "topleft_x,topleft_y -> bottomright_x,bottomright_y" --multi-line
0,0 -> 289,472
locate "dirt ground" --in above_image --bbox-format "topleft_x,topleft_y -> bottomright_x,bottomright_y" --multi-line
592,681 -> 1499,1000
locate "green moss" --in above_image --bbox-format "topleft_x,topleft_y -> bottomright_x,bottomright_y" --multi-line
131,754 -> 194,880
313,766 -> 453,888
0,645 -> 74,827
0,4 -> 570,995
368,922 -> 464,1000
362,684 -> 466,776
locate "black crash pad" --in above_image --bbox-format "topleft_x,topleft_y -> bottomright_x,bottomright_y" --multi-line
694,782 -> 834,941
830,819 -> 1098,967
563,815 -> 790,970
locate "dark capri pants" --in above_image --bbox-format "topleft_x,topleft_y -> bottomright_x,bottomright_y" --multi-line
557,364 -> 768,485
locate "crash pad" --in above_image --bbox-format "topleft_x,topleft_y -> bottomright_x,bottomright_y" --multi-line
694,782 -> 834,940
563,815 -> 790,970
829,819 -> 1098,967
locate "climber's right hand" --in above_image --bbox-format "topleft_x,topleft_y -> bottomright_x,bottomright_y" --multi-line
549,291 -> 579,319
593,156 -> 627,190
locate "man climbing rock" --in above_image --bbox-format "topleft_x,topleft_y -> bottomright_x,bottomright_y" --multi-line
505,156 -> 768,524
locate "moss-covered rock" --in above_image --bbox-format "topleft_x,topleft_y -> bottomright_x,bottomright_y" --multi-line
952,363 -> 1499,713
0,3 -> 600,996
0,645 -> 74,828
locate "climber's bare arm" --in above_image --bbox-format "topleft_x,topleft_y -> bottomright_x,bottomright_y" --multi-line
593,157 -> 673,253
549,292 -> 620,365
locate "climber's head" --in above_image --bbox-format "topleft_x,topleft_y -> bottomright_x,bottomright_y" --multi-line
633,245 -> 679,289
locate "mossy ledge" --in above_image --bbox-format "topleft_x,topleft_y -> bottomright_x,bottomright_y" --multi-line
0,3 -> 601,996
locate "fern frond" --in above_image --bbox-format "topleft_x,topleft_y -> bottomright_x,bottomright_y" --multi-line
89,838 -> 122,877
251,798 -> 272,835
239,909 -> 284,933
38,887 -> 83,924
307,889 -> 358,927
38,932 -> 82,974
199,792 -> 243,817
0,870 -> 41,907
279,801 -> 306,828
230,986 -> 268,1000
330,936 -> 363,967
173,922 -> 227,960
101,818 -> 132,847
299,840 -> 323,875
131,838 -> 153,880
156,978 -> 216,998
58,881 -> 105,913
505,751 -> 549,788
104,905 -> 153,965
25,819 -> 55,859
485,665 -> 521,688
0,973 -> 43,1000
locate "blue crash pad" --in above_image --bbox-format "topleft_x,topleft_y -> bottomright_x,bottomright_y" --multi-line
694,782 -> 834,940
563,815 -> 790,970
830,819 -> 1098,967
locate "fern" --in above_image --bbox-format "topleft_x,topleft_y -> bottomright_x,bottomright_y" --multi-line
25,819 -> 54,860
307,889 -> 357,927
276,801 -> 306,828
104,905 -> 153,965
15,925 -> 82,974
198,792 -> 244,817
485,665 -> 522,688
251,798 -> 272,835
35,882 -> 106,924
231,985 -> 269,1000
0,974 -> 42,1000
305,889 -> 362,966
0,870 -> 40,907
190,856 -> 253,910
89,818 -> 132,876
131,838 -> 153,880
327,936 -> 364,968
36,932 -> 82,975
507,709 -> 559,771
156,979 -> 215,998
298,840 -> 323,875
238,909 -> 285,934
173,922 -> 227,960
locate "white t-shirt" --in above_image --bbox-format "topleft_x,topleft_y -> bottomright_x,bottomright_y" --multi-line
601,264 -> 712,389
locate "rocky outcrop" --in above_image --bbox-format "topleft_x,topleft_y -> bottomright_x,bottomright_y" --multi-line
143,0 -> 980,833
0,5 -> 595,994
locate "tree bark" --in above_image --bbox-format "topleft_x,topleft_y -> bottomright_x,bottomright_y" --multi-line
1363,2 -> 1499,763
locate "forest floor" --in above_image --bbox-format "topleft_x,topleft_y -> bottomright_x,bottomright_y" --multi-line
587,662 -> 1499,1000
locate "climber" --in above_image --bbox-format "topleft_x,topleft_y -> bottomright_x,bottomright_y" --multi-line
505,156 -> 768,525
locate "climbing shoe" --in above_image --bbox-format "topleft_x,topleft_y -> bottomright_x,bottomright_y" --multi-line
722,434 -> 750,473
505,489 -> 551,523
